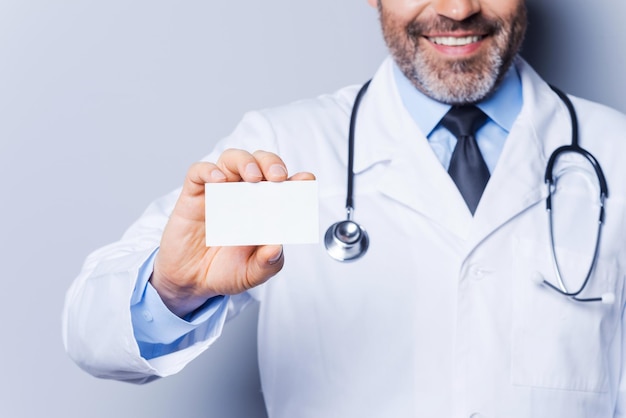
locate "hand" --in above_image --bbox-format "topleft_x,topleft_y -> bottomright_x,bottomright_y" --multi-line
151,149 -> 315,317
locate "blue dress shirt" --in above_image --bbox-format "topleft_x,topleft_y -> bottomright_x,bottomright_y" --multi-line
132,62 -> 524,359
392,62 -> 522,173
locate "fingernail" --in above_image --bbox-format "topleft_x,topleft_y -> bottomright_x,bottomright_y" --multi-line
211,170 -> 226,181
268,247 -> 283,265
268,164 -> 288,179
245,162 -> 263,179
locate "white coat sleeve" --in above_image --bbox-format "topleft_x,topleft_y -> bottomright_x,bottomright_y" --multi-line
62,187 -> 254,383
62,110 -> 279,383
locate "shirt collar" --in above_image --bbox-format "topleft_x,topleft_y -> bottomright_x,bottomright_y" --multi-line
392,60 -> 523,136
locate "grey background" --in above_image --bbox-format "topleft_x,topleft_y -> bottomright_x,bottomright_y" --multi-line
0,1 -> 624,417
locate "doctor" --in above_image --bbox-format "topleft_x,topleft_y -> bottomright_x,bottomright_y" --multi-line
64,0 -> 626,417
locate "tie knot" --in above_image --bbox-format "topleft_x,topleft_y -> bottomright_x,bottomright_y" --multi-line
440,105 -> 488,139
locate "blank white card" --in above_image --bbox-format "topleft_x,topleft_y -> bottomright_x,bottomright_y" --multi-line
205,181 -> 319,246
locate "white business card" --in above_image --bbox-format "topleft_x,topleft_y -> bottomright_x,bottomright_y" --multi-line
205,180 -> 319,246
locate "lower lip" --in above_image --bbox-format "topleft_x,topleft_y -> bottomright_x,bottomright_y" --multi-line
426,38 -> 485,57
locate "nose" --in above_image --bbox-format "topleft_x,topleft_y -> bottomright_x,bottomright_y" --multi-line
431,0 -> 481,21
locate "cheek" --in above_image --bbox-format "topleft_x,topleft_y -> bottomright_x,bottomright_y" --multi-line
481,0 -> 525,22
380,0 -> 431,21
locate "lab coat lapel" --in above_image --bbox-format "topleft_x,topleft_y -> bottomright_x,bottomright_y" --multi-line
469,113 -> 547,243
352,58 -> 474,239
469,59 -> 572,247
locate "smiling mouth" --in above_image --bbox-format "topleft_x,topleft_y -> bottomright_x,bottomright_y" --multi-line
427,35 -> 484,46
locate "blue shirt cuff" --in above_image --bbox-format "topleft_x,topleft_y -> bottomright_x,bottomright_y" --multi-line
130,249 -> 228,348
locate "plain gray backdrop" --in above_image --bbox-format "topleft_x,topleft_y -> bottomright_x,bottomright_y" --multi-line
1,1 -> 624,417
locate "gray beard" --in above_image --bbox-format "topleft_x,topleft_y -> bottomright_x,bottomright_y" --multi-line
401,44 -> 505,104
380,3 -> 527,104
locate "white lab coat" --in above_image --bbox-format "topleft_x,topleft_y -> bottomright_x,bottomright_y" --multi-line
64,56 -> 626,418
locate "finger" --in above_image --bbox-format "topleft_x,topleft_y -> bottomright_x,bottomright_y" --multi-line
289,171 -> 316,181
217,149 -> 264,182
182,162 -> 227,197
245,245 -> 285,288
252,150 -> 289,182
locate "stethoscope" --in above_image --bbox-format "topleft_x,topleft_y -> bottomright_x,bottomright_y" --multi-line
540,86 -> 612,304
324,80 -> 613,304
324,80 -> 372,262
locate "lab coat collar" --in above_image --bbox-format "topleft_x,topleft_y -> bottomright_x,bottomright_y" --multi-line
350,57 -> 398,175
353,57 -> 476,236
352,56 -> 569,246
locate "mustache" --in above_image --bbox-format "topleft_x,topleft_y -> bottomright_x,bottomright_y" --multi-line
406,14 -> 503,39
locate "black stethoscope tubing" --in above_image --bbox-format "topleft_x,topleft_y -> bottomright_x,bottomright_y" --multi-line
345,79 -> 372,215
323,80 -> 372,262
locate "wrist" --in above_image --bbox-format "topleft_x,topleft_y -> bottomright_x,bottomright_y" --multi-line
149,272 -> 220,318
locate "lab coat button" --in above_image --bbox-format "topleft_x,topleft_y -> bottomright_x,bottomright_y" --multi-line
142,310 -> 153,322
469,265 -> 485,280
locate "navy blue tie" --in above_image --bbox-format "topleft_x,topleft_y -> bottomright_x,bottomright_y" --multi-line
441,105 -> 490,215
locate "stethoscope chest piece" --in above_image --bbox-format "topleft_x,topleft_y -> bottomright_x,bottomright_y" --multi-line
324,220 -> 369,262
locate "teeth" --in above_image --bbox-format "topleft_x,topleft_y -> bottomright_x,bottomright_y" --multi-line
428,35 -> 482,46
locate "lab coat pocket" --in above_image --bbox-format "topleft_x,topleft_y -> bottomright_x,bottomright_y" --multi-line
510,238 -> 623,393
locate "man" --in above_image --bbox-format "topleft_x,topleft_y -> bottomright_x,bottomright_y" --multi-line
64,0 -> 626,416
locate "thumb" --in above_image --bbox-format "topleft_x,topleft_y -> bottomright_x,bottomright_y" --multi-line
245,245 -> 284,288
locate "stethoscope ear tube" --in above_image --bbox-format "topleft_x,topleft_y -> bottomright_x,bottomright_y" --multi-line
541,86 -> 610,304
545,86 -> 608,198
